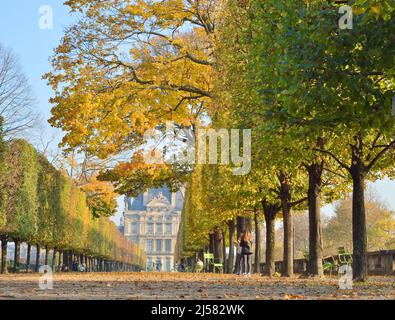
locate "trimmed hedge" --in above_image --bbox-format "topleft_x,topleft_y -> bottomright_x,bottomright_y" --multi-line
0,139 -> 145,268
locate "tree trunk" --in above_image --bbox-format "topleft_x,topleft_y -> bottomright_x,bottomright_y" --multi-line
307,163 -> 324,277
282,203 -> 293,277
254,209 -> 261,273
237,216 -> 252,234
208,231 -> 215,272
35,245 -> 41,272
209,232 -> 215,253
222,229 -> 226,272
57,250 -> 61,271
262,202 -> 278,276
52,249 -> 57,272
279,172 -> 293,277
228,220 -> 235,273
60,250 -> 65,271
213,227 -> 223,264
14,240 -> 20,273
26,244 -> 31,273
1,237 -> 8,274
68,251 -> 73,270
44,246 -> 49,266
350,165 -> 368,281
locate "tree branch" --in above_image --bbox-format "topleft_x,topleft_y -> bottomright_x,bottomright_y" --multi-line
367,140 -> 395,172
313,148 -> 350,171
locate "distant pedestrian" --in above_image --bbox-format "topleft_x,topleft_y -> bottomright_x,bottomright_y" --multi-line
239,230 -> 253,276
179,260 -> 185,272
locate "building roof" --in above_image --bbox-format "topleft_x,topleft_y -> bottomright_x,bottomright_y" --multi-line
147,192 -> 171,208
126,185 -> 183,211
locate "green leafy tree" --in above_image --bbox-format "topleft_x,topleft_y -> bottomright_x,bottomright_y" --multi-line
324,194 -> 395,254
264,1 -> 395,281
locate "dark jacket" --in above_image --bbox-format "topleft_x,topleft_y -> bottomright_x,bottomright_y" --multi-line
240,239 -> 252,255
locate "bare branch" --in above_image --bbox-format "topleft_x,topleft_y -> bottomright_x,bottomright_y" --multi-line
0,44 -> 39,138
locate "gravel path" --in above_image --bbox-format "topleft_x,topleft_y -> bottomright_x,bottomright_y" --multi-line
0,273 -> 393,300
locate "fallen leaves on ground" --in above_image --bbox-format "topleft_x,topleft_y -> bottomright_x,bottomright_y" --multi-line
0,273 -> 393,300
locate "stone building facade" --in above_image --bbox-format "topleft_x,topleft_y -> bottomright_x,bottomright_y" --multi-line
121,186 -> 183,272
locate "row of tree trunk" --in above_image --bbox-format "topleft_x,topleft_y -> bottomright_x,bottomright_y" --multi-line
207,204 -> 323,278
206,216 -> 254,274
0,239 -> 136,274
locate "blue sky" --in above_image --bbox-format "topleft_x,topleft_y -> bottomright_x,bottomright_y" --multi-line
0,1 -> 74,125
0,1 -> 394,224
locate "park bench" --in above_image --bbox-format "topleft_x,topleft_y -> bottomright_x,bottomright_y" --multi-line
7,262 -> 28,273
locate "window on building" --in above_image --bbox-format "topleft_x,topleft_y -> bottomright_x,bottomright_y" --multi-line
156,239 -> 162,252
165,239 -> 172,253
131,222 -> 138,234
156,257 -> 162,271
124,221 -> 130,234
147,223 -> 153,234
156,223 -> 163,234
146,239 -> 153,252
165,257 -> 171,272
165,223 -> 172,234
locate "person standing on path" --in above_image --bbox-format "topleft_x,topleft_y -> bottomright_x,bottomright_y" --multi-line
239,230 -> 253,276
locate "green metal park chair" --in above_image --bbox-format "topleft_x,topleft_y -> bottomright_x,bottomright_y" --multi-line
203,252 -> 214,272
213,260 -> 224,274
183,266 -> 190,272
322,256 -> 335,276
203,252 -> 223,273
338,246 -> 353,266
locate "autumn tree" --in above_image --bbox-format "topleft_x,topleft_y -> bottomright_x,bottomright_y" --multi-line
45,0 -> 219,167
260,0 -> 395,281
0,117 -> 6,272
218,0 -> 395,281
324,193 -> 395,254
216,0 -> 313,278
